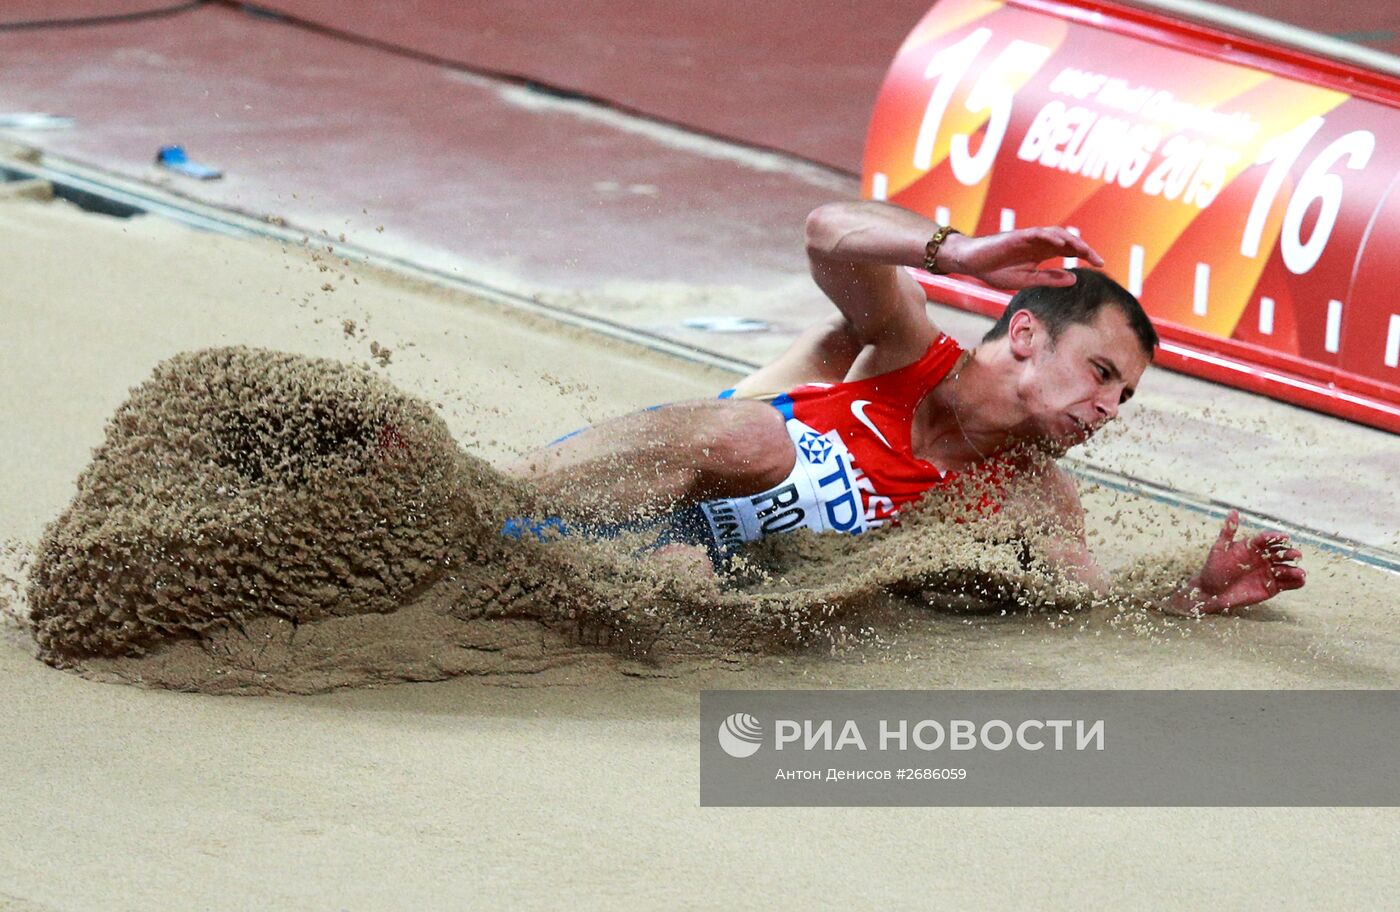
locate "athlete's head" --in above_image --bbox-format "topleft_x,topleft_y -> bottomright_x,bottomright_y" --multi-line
983,269 -> 1156,450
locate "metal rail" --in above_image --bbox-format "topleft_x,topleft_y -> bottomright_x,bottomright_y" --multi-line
1126,0 -> 1400,77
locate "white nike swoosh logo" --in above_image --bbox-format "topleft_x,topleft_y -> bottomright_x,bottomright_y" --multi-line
850,399 -> 893,449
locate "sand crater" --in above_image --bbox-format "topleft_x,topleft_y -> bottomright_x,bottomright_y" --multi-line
26,347 -> 1135,694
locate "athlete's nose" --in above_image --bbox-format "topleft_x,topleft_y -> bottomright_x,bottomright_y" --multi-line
1095,391 -> 1119,422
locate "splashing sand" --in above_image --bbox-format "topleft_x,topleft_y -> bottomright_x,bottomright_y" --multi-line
25,347 -> 1198,693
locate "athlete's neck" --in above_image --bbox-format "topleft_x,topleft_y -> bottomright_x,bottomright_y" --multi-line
914,348 -> 1018,466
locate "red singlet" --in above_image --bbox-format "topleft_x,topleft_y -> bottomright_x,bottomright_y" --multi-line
700,334 -> 1001,549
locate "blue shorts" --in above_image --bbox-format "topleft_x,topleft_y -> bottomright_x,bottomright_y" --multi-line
500,504 -> 726,565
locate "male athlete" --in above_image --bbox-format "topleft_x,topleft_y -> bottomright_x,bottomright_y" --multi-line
508,201 -> 1305,615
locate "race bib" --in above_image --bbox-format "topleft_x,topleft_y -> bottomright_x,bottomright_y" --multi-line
699,419 -> 867,549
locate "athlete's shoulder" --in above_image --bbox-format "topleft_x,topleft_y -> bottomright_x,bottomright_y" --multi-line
844,332 -> 963,405
912,332 -> 963,367
879,330 -> 961,373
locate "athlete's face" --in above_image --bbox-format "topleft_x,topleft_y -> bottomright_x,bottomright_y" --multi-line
1010,306 -> 1149,451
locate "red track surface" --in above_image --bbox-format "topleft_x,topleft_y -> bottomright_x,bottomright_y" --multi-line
1,1 -> 189,19
0,2 -> 845,308
212,0 -> 935,172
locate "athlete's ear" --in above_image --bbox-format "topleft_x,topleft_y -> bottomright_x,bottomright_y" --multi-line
1007,309 -> 1040,361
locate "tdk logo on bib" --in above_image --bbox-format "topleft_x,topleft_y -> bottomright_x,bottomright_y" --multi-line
812,450 -> 863,533
797,431 -> 833,464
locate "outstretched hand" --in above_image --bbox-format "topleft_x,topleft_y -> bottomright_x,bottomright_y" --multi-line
942,227 -> 1105,290
1188,511 -> 1306,614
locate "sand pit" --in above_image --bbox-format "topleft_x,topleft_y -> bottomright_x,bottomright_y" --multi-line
3,194 -> 1399,909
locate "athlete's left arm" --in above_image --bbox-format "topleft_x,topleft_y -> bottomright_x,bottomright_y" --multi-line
1011,465 -> 1306,614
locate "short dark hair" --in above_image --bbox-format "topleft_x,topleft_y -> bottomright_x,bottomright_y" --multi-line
981,268 -> 1158,357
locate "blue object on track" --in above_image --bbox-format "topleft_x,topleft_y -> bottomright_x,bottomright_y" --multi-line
155,145 -> 222,180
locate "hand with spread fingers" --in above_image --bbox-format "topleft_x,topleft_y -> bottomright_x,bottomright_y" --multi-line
941,226 -> 1105,290
1171,510 -> 1307,615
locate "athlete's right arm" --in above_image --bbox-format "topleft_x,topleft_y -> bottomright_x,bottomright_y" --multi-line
804,202 -> 946,372
804,202 -> 1106,372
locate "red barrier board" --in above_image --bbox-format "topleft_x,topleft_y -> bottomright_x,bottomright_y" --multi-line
863,0 -> 1400,433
